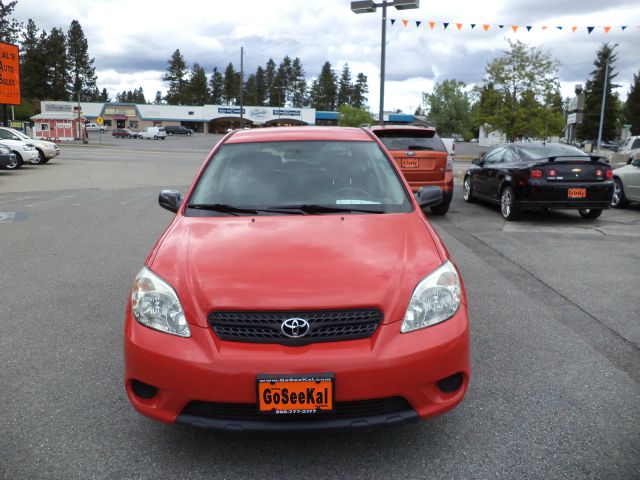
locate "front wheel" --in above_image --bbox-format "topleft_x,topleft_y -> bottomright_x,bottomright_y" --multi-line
611,179 -> 628,208
30,149 -> 46,165
462,176 -> 474,202
4,152 -> 23,170
579,208 -> 603,219
500,186 -> 521,221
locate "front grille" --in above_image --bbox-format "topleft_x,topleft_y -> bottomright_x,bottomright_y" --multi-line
182,397 -> 412,422
209,309 -> 383,346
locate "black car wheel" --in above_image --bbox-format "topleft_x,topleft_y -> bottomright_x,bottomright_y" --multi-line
3,152 -> 23,170
187,132 -> 192,136
168,132 -> 173,136
462,176 -> 474,202
429,200 -> 450,216
500,186 -> 521,221
30,149 -> 46,165
579,208 -> 603,219
611,178 -> 628,208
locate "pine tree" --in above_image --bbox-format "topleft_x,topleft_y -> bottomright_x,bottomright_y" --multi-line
577,43 -> 620,142
154,91 -> 163,104
163,49 -> 187,105
352,73 -> 368,109
311,61 -> 337,111
264,58 -> 277,105
290,58 -> 306,108
209,67 -> 223,104
254,66 -> 267,106
222,62 -> 238,105
274,56 -> 293,106
186,62 -> 208,105
46,28 -> 71,100
0,0 -> 21,43
67,20 -> 97,101
20,19 -> 48,100
623,71 -> 640,135
99,88 -> 110,102
243,74 -> 258,105
337,63 -> 352,107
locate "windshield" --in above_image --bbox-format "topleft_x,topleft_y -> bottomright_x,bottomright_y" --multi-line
188,140 -> 412,215
373,130 -> 446,152
7,128 -> 28,140
518,144 -> 588,160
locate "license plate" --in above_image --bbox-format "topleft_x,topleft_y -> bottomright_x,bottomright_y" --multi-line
257,373 -> 334,414
568,188 -> 587,199
401,158 -> 419,168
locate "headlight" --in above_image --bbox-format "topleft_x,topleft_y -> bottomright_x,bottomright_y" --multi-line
401,260 -> 462,333
24,145 -> 36,151
130,267 -> 191,337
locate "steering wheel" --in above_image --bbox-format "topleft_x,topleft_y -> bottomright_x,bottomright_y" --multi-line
335,186 -> 371,199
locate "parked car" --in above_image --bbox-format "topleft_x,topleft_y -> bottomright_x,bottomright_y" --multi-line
463,143 -> 614,221
164,125 -> 193,136
0,129 -> 40,169
370,125 -> 453,215
112,128 -> 139,139
0,127 -> 60,165
0,143 -> 16,169
124,126 -> 470,430
611,136 -> 640,166
138,127 -> 166,140
85,122 -> 108,133
611,158 -> 640,208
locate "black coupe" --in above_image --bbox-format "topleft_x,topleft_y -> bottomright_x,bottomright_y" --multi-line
463,143 -> 614,220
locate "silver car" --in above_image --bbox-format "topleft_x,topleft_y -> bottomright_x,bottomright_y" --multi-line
611,158 -> 640,208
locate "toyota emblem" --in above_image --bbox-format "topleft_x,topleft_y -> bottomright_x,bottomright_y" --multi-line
281,318 -> 310,338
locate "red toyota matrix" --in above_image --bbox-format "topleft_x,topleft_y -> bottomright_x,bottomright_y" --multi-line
124,127 -> 470,430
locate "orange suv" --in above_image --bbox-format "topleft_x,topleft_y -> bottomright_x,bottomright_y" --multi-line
371,126 -> 453,215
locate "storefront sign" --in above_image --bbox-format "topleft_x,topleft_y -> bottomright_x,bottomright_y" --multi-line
218,107 -> 245,114
272,109 -> 301,117
0,42 -> 20,105
45,103 -> 73,113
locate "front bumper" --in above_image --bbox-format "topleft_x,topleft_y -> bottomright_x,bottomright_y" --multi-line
19,149 -> 39,162
124,304 -> 470,430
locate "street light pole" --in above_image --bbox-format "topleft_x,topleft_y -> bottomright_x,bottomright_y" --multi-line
351,0 -> 419,126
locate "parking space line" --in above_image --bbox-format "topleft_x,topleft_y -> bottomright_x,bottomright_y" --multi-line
74,194 -> 113,206
0,196 -> 32,205
26,195 -> 73,207
120,193 -> 152,205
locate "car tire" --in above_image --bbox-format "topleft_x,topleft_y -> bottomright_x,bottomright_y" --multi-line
611,178 -> 628,208
154,136 -> 158,140
462,176 -> 474,202
30,149 -> 46,165
579,208 -> 603,219
429,200 -> 450,216
500,186 -> 521,221
187,132 -> 192,136
4,152 -> 23,170
168,132 -> 173,136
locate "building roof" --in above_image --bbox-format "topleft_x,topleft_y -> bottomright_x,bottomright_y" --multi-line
31,113 -> 83,120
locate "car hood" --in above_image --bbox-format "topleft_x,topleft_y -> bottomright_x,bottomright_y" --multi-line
149,213 -> 444,327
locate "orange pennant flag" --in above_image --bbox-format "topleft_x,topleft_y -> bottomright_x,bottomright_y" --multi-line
571,26 -> 577,32
542,25 -> 548,30
483,24 -> 490,31
456,23 -> 463,30
512,25 -> 519,32
429,21 -> 436,30
402,19 -> 408,27
603,26 -> 611,33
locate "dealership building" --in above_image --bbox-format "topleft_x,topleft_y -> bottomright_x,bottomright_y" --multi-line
31,101 -> 416,140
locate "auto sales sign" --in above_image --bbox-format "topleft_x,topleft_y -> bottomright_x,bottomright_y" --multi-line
0,42 -> 20,105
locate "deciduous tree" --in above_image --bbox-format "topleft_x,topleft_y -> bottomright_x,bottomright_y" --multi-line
423,79 -> 472,137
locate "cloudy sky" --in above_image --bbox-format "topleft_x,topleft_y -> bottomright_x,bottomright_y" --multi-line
13,0 -> 640,111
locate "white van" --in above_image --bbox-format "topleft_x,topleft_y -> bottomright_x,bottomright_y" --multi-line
85,123 -> 107,133
138,127 -> 166,140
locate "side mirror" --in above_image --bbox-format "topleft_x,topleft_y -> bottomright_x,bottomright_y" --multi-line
472,158 -> 484,166
414,186 -> 443,209
158,190 -> 182,213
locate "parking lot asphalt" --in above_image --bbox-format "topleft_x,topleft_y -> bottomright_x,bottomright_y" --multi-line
1,138 -> 639,480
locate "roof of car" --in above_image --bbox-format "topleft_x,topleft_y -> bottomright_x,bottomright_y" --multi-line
224,126 -> 373,144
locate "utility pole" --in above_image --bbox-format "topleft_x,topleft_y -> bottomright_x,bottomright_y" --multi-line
597,44 -> 617,151
239,46 -> 244,122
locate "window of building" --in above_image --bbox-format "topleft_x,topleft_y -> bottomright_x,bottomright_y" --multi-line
40,123 -> 50,132
129,121 -> 138,129
153,121 -> 163,127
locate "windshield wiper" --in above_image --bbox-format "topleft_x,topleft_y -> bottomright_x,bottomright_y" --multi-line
187,203 -> 304,215
270,204 -> 385,214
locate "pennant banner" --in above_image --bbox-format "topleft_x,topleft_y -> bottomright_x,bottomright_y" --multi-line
388,19 -> 639,34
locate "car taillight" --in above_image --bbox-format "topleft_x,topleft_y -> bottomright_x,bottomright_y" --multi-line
446,156 -> 453,172
531,169 -> 543,179
606,169 -> 613,179
548,169 -> 557,177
